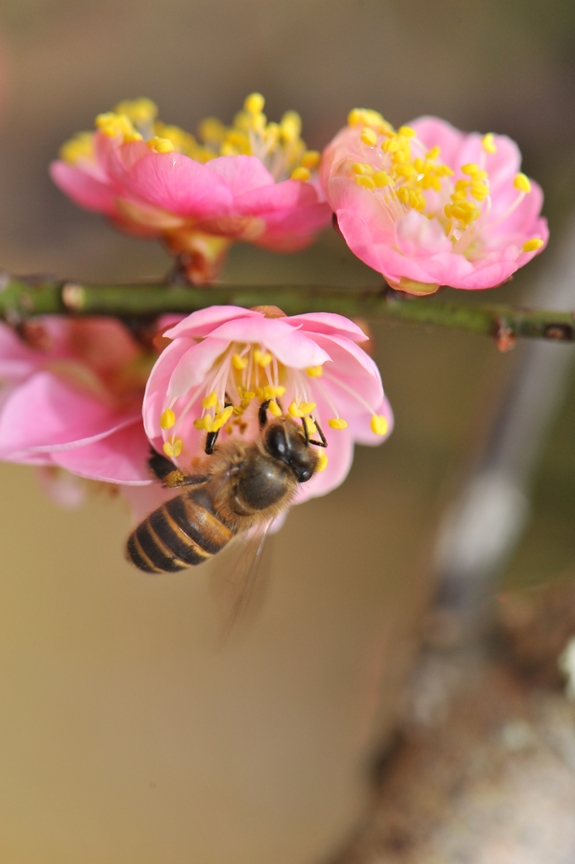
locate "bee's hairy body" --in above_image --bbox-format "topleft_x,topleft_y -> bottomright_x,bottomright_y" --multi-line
126,417 -> 319,574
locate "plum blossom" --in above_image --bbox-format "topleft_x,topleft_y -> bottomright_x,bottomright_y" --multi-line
51,95 -> 331,284
0,316 -> 160,495
321,110 -> 548,294
143,306 -> 393,505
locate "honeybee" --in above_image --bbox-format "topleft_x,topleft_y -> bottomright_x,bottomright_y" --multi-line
126,400 -> 326,577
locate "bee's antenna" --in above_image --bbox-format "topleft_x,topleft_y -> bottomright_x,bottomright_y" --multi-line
302,416 -> 328,448
258,400 -> 271,428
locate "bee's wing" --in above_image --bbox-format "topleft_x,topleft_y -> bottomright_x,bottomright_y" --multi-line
209,521 -> 273,646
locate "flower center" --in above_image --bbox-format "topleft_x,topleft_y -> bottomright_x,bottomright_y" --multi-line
158,341 -> 388,466
60,94 -> 320,184
344,109 -> 543,257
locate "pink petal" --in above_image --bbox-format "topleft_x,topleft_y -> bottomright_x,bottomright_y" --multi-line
50,160 -> 118,216
109,148 -> 233,219
0,372 -> 136,456
206,155 -> 275,196
285,313 -> 369,342
54,420 -> 152,484
163,306 -> 261,341
208,317 -> 331,368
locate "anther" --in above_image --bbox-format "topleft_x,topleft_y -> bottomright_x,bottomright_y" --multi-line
373,171 -> 391,187
306,366 -> 323,377
147,136 -> 175,154
254,349 -> 272,367
514,173 -> 532,193
202,391 -> 218,409
371,415 -> 389,436
268,401 -> 282,418
361,127 -> 378,146
291,167 -> 310,182
160,408 -> 176,430
482,133 -> 497,154
328,418 -> 348,430
163,438 -> 183,458
355,175 -> 376,190
522,238 -> 544,252
300,151 -> 320,169
244,93 -> 265,115
232,353 -> 248,370
316,452 -> 328,472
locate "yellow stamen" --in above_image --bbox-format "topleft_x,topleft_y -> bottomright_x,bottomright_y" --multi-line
160,408 -> 176,430
59,132 -> 93,165
373,171 -> 391,187
426,145 -> 441,160
268,400 -> 282,417
202,391 -> 218,409
288,401 -> 316,418
514,173 -> 532,193
306,366 -> 323,377
398,125 -> 416,138
522,238 -> 544,252
194,418 -> 206,430
147,136 -> 175,154
328,418 -> 348,430
291,166 -> 310,182
254,348 -> 272,367
355,175 -> 376,190
361,127 -> 378,146
461,163 -> 481,176
371,415 -> 389,436
96,112 -> 142,141
482,133 -> 497,154
300,150 -> 320,170
316,452 -> 328,472
163,438 -> 183,458
353,162 -> 374,175
115,98 -> 158,125
232,353 -> 248,370
244,92 -> 265,115
280,111 -> 302,142
299,401 -> 316,415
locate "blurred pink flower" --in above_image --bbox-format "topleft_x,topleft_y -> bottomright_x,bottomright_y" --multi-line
144,305 -> 393,505
321,110 -> 548,295
0,317 -> 157,490
51,95 -> 330,283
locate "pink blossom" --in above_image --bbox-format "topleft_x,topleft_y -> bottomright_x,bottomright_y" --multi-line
50,95 -> 331,283
0,317 -> 158,489
143,306 -> 393,505
321,110 -> 548,294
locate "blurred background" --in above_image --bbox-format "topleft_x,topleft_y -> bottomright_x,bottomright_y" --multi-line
1,1 -> 575,862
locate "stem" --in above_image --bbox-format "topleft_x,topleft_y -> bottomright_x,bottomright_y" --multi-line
1,273 -> 574,343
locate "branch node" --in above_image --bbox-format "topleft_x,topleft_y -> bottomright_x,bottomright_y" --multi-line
495,318 -> 517,353
62,282 -> 85,312
544,323 -> 574,341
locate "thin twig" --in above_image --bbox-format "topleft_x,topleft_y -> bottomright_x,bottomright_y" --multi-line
1,273 -> 574,343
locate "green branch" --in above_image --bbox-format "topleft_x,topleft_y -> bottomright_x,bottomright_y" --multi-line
1,273 -> 574,344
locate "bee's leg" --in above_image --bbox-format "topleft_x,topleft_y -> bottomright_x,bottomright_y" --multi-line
258,400 -> 271,428
149,447 -> 209,488
149,448 -> 178,480
308,417 -> 328,448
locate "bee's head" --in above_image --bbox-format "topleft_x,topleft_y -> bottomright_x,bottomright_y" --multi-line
263,418 -> 318,483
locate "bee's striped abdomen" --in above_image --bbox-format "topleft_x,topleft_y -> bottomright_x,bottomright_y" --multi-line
126,485 -> 235,574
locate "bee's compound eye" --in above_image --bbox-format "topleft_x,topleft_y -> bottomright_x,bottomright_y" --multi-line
265,424 -> 289,460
